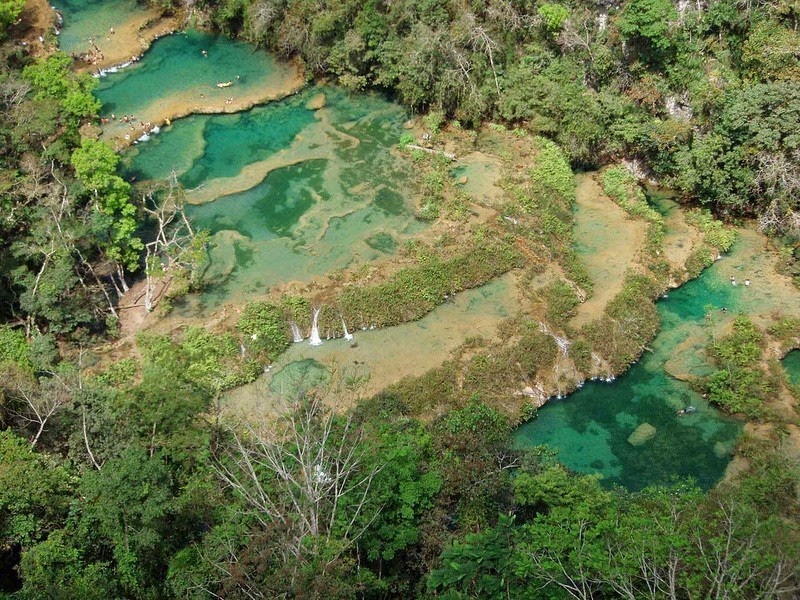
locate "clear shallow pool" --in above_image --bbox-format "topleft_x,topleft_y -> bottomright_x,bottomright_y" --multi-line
94,30 -> 299,142
514,254 -> 744,491
124,85 -> 424,309
784,349 -> 800,388
225,276 -> 521,414
51,0 -> 142,56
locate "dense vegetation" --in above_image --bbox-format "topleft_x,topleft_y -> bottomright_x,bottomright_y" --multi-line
1,0 -> 800,598
176,0 -> 800,243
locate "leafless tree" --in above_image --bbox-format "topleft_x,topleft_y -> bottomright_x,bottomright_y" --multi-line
213,391 -> 382,590
692,497 -> 800,599
140,176 -> 206,313
3,367 -> 72,448
521,518 -> 604,600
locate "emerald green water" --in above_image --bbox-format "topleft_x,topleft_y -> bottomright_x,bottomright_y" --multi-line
51,0 -> 141,56
784,349 -> 800,387
94,30 -> 296,140
514,258 -> 743,491
122,82 -> 423,308
121,91 -> 318,185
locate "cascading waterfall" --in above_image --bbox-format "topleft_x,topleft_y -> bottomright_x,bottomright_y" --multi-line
539,322 -> 570,356
309,307 -> 323,346
290,321 -> 304,343
341,316 -> 354,341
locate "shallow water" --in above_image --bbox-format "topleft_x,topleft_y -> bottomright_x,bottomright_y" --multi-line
514,252 -> 744,491
51,0 -> 142,56
94,30 -> 298,142
128,87 -> 426,309
225,276 -> 521,415
571,173 -> 646,327
784,349 -> 800,387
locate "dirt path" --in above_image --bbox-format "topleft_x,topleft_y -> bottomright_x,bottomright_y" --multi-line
571,173 -> 647,328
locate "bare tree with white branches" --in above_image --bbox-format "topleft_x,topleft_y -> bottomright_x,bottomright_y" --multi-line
212,390 -> 383,594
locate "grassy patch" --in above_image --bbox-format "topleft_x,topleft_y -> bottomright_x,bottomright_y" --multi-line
704,316 -> 771,419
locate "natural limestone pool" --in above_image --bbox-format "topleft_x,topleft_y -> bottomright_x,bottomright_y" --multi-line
784,349 -> 800,388
122,84 -> 425,309
514,245 -> 745,491
51,0 -> 143,56
55,0 -> 792,491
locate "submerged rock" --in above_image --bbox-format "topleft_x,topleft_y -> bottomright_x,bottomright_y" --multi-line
305,93 -> 326,110
627,423 -> 657,446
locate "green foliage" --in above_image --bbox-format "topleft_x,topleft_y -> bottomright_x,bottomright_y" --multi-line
22,52 -> 100,119
17,531 -> 118,599
602,166 -> 665,252
137,327 -> 259,398
768,316 -> 800,343
71,139 -> 142,270
236,300 -> 291,360
0,430 -> 71,549
76,449 -> 179,595
530,137 -> 576,206
444,399 -> 508,446
337,234 -> 519,329
359,425 -> 442,562
582,273 -> 660,371
0,0 -> 24,37
538,4 -> 569,36
706,316 -> 770,418
513,464 -> 609,512
618,0 -> 680,63
541,279 -> 580,326
0,325 -> 30,369
685,208 -> 736,251
428,514 -> 516,598
398,132 -> 416,148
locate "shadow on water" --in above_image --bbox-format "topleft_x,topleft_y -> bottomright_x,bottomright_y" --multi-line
783,349 -> 800,388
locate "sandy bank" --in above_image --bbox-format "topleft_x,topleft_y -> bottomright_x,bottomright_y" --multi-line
99,67 -> 306,151
72,10 -> 181,74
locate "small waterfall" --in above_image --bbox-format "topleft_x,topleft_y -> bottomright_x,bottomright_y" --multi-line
539,322 -> 570,356
290,321 -> 304,343
309,307 -> 323,347
341,317 -> 354,341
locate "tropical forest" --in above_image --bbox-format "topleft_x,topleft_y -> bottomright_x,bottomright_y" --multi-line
1,0 -> 800,597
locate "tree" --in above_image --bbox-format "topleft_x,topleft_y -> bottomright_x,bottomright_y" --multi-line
213,393 -> 383,595
141,179 -> 208,314
618,0 -> 680,66
2,366 -> 72,447
71,139 -> 142,289
22,52 -> 100,120
0,430 -> 71,565
0,0 -> 24,39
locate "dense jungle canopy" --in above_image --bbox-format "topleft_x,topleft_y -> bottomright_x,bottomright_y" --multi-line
0,0 -> 799,598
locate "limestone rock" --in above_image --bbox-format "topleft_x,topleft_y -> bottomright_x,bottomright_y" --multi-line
305,93 -> 326,110
627,423 -> 656,446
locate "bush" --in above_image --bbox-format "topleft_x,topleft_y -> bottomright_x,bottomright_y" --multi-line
685,209 -> 736,252
237,301 -> 291,360
541,279 -> 580,327
705,317 -> 770,418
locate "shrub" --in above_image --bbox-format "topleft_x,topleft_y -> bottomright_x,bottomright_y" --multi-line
237,301 -> 292,360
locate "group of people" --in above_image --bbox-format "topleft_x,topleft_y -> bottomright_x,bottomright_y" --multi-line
730,276 -> 751,287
